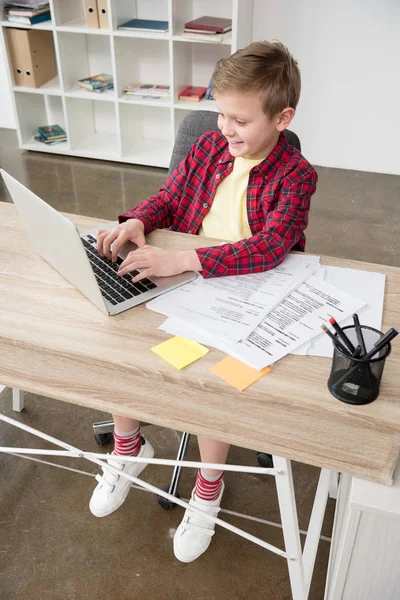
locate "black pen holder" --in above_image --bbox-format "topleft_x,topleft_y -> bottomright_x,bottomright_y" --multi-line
327,325 -> 391,405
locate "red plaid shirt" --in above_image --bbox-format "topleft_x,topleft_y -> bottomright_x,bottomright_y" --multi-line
119,131 -> 317,278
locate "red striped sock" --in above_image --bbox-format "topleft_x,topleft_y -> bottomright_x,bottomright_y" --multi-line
114,426 -> 141,457
195,469 -> 224,502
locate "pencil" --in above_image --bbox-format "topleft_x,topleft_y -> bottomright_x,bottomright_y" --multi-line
320,324 -> 352,356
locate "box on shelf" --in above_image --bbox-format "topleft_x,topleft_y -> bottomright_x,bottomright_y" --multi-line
6,28 -> 56,88
83,0 -> 99,28
97,0 -> 109,29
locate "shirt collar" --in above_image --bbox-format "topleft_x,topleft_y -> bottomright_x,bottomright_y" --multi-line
217,132 -> 289,175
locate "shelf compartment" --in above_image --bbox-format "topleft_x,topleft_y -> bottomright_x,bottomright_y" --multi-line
111,0 -> 169,33
174,99 -> 217,111
172,33 -> 231,46
119,96 -> 171,108
13,75 -> 61,95
170,0 -> 233,37
52,0 -> 91,30
114,35 -> 170,100
1,20 -> 53,30
65,96 -> 120,158
57,31 -> 115,95
119,102 -> 172,167
14,91 -> 68,149
173,41 -> 230,103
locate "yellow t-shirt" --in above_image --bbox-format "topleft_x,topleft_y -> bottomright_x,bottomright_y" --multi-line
199,156 -> 264,241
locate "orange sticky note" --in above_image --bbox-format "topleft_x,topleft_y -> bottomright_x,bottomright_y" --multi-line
210,356 -> 271,391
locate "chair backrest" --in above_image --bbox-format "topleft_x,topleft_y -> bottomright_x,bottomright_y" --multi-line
168,110 -> 301,175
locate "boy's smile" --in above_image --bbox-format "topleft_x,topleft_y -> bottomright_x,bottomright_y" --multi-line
215,91 -> 293,160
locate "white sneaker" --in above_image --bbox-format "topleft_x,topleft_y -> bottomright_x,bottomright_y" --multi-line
173,482 -> 225,563
89,437 -> 154,518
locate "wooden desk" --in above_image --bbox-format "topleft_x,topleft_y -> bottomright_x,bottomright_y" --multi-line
1,202 -> 399,485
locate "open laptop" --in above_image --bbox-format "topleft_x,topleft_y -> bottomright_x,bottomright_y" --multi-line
1,169 -> 197,316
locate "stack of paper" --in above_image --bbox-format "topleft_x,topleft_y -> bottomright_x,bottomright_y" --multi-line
147,254 -> 383,371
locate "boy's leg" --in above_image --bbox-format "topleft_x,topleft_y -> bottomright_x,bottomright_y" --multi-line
89,414 -> 154,518
174,437 -> 230,563
113,415 -> 140,433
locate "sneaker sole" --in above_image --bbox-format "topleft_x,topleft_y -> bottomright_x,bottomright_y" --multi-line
173,538 -> 211,563
90,443 -> 154,518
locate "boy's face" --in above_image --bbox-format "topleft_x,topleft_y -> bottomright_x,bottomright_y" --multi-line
215,91 -> 292,160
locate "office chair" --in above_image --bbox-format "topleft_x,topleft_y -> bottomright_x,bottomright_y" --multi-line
93,110 -> 302,510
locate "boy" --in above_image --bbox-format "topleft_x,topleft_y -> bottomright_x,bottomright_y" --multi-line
90,41 -> 318,563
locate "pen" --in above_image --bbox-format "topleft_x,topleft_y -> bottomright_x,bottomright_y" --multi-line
329,317 -> 356,354
353,313 -> 366,356
363,327 -> 399,361
320,324 -> 352,356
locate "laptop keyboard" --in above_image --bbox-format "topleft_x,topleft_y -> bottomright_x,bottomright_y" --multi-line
81,235 -> 157,306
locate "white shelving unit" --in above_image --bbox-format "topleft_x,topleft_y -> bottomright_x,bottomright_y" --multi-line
0,0 -> 254,167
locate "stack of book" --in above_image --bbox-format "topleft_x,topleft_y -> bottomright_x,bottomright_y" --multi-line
4,1 -> 51,25
77,74 -> 114,93
34,125 -> 67,146
182,16 -> 232,43
123,83 -> 170,100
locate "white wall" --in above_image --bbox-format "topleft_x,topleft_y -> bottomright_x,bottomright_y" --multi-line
1,2 -> 399,173
0,40 -> 15,129
252,0 -> 400,175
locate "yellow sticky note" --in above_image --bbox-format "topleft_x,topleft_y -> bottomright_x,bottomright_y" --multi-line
210,356 -> 271,391
151,336 -> 209,370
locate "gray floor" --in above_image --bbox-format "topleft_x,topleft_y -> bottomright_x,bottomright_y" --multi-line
0,129 -> 399,600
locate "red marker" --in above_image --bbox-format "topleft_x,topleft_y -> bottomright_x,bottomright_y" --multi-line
329,317 -> 356,354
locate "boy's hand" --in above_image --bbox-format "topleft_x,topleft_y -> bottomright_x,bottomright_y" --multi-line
97,219 -> 146,262
117,247 -> 202,282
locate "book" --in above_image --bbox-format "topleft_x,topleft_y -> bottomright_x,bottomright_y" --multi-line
179,86 -> 207,102
204,81 -> 214,100
4,1 -> 49,9
7,10 -> 51,24
90,84 -> 114,93
123,83 -> 170,97
4,0 -> 49,5
118,18 -> 168,32
37,125 -> 66,140
183,28 -> 217,34
34,134 -> 66,145
78,74 -> 113,90
184,16 -> 232,33
180,30 -> 231,43
7,6 -> 49,17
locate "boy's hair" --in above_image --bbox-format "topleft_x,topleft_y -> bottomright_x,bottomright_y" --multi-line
211,40 -> 301,118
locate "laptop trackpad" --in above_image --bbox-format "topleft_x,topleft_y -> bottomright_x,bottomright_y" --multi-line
117,240 -> 139,261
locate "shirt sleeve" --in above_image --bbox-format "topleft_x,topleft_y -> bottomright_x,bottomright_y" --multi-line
117,142 -> 197,233
195,168 -> 318,278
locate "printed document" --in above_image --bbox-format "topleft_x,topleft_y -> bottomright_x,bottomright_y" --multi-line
292,266 -> 385,357
161,273 -> 366,370
147,254 -> 319,343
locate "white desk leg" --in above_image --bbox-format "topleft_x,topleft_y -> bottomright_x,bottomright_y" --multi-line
274,456 -> 306,600
329,471 -> 339,500
12,388 -> 25,412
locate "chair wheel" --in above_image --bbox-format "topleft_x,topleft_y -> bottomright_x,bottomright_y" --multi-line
257,452 -> 274,468
94,432 -> 114,446
157,483 -> 180,510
